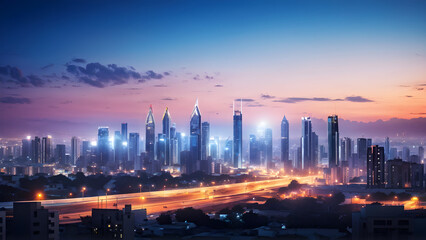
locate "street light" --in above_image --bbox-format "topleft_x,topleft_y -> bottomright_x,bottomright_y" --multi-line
82,187 -> 86,198
139,184 -> 142,193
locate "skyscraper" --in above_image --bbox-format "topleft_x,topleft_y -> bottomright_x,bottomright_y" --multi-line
22,136 -> 31,161
71,136 -> 80,165
419,146 -> 424,162
129,133 -> 140,170
367,145 -> 385,188
201,122 -> 210,161
162,107 -> 171,165
114,131 -> 123,167
249,134 -> 260,166
145,105 -> 155,162
31,136 -> 41,164
233,101 -> 243,168
281,115 -> 289,168
157,133 -> 166,165
402,147 -> 410,162
170,123 -> 178,165
341,137 -> 352,162
265,128 -> 273,169
224,138 -> 232,164
189,100 -> 201,174
41,136 -> 52,164
301,117 -> 312,170
357,138 -> 368,171
311,131 -> 318,168
97,127 -> 110,167
55,144 -> 66,164
328,115 -> 339,168
384,137 -> 390,161
121,123 -> 128,166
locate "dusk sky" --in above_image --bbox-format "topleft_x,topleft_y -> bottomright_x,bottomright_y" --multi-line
0,0 -> 425,141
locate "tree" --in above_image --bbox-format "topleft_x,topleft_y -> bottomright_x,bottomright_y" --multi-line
156,213 -> 172,225
175,207 -> 210,226
242,210 -> 268,228
287,180 -> 301,192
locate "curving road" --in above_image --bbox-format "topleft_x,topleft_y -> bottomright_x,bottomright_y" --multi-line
1,176 -> 317,223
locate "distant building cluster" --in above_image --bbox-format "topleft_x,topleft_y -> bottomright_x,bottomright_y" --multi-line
0,102 -> 424,190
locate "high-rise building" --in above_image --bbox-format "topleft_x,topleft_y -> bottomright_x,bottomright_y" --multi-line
209,137 -> 218,161
328,115 -> 339,168
145,105 -> 155,162
311,131 -> 318,168
41,136 -> 52,164
301,117 -> 312,170
233,101 -> 243,168
341,137 -> 352,162
22,136 -> 31,161
224,139 -> 232,164
129,133 -> 140,170
357,138 -> 368,172
389,147 -> 398,160
384,137 -> 390,161
265,128 -> 273,169
402,147 -> 410,162
157,133 -> 166,165
114,131 -> 123,167
91,205 -> 134,240
249,134 -> 260,166
55,144 -> 66,164
201,122 -> 210,161
162,108 -> 171,166
419,146 -> 424,162
121,123 -> 129,166
367,145 -> 385,188
97,127 -> 110,167
189,100 -> 201,173
31,136 -> 41,164
281,115 -> 289,167
71,136 -> 80,165
176,132 -> 183,164
121,123 -> 128,142
170,124 -> 178,165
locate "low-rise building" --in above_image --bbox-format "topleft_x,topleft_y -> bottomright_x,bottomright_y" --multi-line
352,203 -> 426,240
12,202 -> 59,240
92,205 -> 134,240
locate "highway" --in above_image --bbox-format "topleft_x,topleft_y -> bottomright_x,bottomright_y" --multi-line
0,176 -> 317,223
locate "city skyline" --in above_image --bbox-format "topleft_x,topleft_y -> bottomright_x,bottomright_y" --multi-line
0,0 -> 425,140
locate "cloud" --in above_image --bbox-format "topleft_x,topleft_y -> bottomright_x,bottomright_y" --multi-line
416,88 -> 424,91
0,65 -> 46,87
260,94 -> 275,99
0,96 -> 31,104
205,75 -> 214,80
60,100 -> 72,104
214,84 -> 224,87
141,70 -> 163,81
72,58 -> 86,63
247,102 -> 265,107
153,84 -> 167,87
235,98 -> 255,102
163,71 -> 170,76
410,113 -> 426,115
273,96 -> 373,103
161,97 -> 176,101
193,74 -> 201,80
344,96 -> 374,102
406,95 -> 413,98
66,62 -> 142,88
41,64 -> 54,70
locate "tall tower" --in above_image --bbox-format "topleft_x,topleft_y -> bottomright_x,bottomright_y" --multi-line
233,100 -> 243,168
97,127 -> 110,167
41,136 -> 52,164
145,105 -> 155,162
384,137 -> 390,161
281,115 -> 289,167
301,117 -> 312,170
71,136 -> 80,165
328,115 -> 339,168
162,107 -> 171,165
189,99 -> 201,174
201,122 -> 210,160
367,145 -> 385,188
